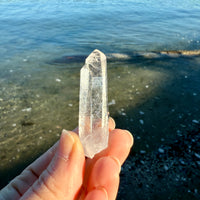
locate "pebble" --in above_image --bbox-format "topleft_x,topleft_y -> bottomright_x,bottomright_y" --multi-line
22,108 -> 32,112
56,78 -> 61,82
140,150 -> 146,154
158,148 -> 165,154
139,111 -> 144,115
164,165 -> 169,171
179,159 -> 186,165
194,153 -> 200,159
139,119 -> 144,125
192,119 -> 199,124
140,160 -> 145,164
180,124 -> 186,127
68,103 -> 73,107
181,177 -> 187,182
108,99 -> 116,106
145,85 -> 149,88
178,114 -> 182,119
12,123 -> 16,127
177,130 -> 182,136
0,98 -> 3,101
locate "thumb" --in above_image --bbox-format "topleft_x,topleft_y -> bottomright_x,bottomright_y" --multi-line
21,130 -> 85,200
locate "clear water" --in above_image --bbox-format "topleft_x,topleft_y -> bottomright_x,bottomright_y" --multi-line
0,0 -> 200,188
1,0 -> 200,59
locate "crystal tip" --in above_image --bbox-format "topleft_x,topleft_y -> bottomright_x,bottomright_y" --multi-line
86,49 -> 106,63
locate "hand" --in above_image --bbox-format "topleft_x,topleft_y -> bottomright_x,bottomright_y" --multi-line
0,118 -> 133,200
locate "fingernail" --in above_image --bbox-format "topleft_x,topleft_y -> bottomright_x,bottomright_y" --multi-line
86,187 -> 108,200
109,117 -> 116,126
109,117 -> 116,131
58,129 -> 74,160
109,156 -> 121,173
95,187 -> 108,200
123,130 -> 134,147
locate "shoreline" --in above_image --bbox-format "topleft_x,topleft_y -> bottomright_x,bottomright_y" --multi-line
51,49 -> 200,65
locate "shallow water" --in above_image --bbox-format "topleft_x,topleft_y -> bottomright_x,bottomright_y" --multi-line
0,0 -> 200,188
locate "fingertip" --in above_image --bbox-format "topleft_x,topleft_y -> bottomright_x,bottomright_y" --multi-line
50,129 -> 84,176
85,187 -> 108,200
123,130 -> 134,147
109,117 -> 116,131
107,129 -> 134,165
110,129 -> 134,149
66,130 -> 85,154
87,156 -> 120,200
38,130 -> 85,199
109,156 -> 121,172
59,130 -> 74,157
89,156 -> 120,185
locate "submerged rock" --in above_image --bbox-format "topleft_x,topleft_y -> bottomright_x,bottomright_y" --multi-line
50,49 -> 200,65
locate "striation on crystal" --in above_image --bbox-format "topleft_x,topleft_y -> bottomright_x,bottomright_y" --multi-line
79,49 -> 108,158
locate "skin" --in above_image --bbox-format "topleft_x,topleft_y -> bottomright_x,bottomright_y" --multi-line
0,118 -> 134,200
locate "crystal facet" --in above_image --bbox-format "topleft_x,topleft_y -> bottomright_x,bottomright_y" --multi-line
79,49 -> 108,158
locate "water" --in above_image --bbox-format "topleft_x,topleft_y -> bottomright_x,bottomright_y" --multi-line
1,0 -> 200,58
0,0 -> 200,189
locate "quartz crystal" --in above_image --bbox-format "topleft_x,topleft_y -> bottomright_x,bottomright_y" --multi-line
79,49 -> 108,158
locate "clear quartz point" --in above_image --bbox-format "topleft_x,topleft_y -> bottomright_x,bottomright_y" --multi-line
79,49 -> 108,158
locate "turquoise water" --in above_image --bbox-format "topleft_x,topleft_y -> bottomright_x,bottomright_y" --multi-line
0,0 -> 200,189
0,0 -> 200,60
